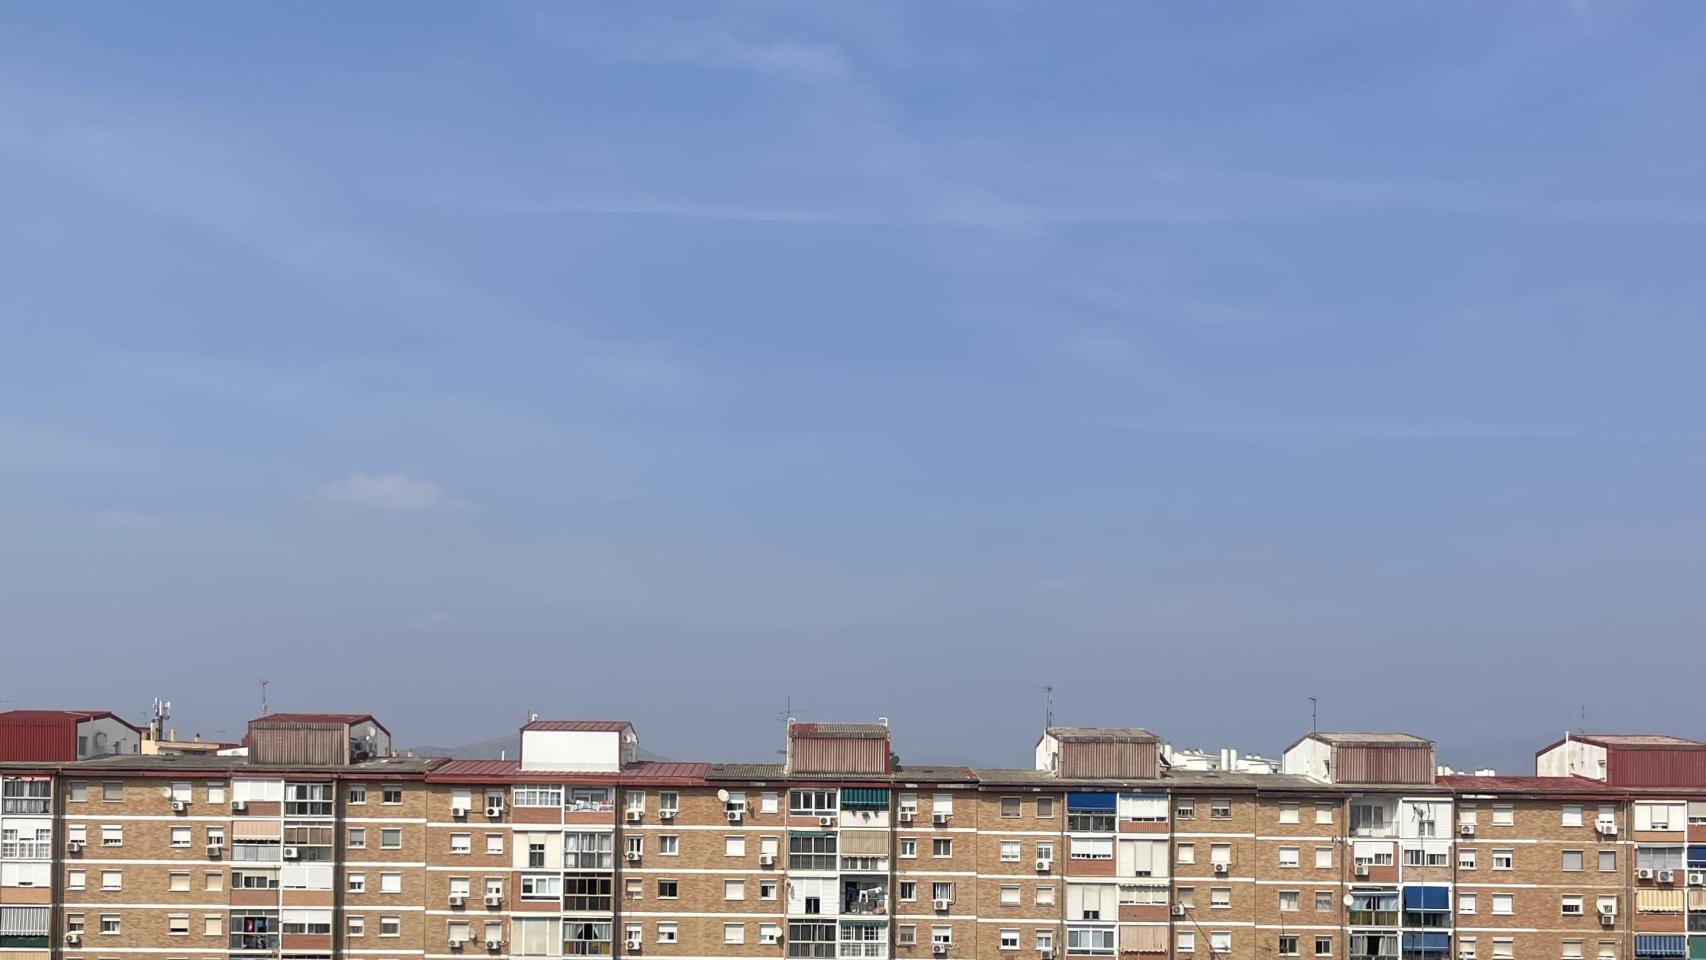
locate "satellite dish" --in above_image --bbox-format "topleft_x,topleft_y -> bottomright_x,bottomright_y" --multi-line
1342,894 -> 1355,908
716,788 -> 730,802
159,786 -> 173,798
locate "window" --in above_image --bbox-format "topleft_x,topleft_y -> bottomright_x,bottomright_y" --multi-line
1069,928 -> 1115,956
1315,891 -> 1333,912
68,869 -> 85,890
1493,940 -> 1513,960
932,837 -> 953,858
931,881 -> 955,903
348,785 -> 367,804
512,785 -> 562,807
520,874 -> 559,899
725,835 -> 746,857
1492,894 -> 1513,916
899,837 -> 917,858
380,916 -> 400,937
790,833 -> 836,870
1316,803 -> 1335,825
1071,836 -> 1112,860
1037,931 -> 1056,953
486,833 -> 503,855
931,926 -> 953,948
166,826 -> 190,847
1280,802 -> 1300,824
761,879 -> 778,900
381,786 -> 402,805
898,926 -> 917,947
1037,841 -> 1054,863
380,872 -> 402,894
1562,895 -> 1584,916
1036,885 -> 1055,906
1492,804 -> 1514,826
1563,850 -> 1583,871
1211,932 -> 1232,954
658,791 -> 679,816
207,826 -> 224,849
100,914 -> 120,935
1177,842 -> 1195,864
1598,943 -> 1616,960
1000,841 -> 1021,862
205,914 -> 223,936
1210,799 -> 1232,820
102,782 -> 122,802
1001,929 -> 1020,951
1459,893 -> 1476,915
450,834 -> 471,855
790,790 -> 836,815
1177,888 -> 1195,909
1037,797 -> 1055,818
348,827 -> 366,849
657,923 -> 677,944
899,881 -> 917,902
1001,885 -> 1020,906
169,872 -> 190,892
1210,843 -> 1231,867
1492,849 -> 1513,870
1280,936 -> 1300,957
1564,804 -> 1583,827
100,824 -> 122,846
723,923 -> 744,945
1279,891 -> 1300,912
1315,847 -> 1333,869
168,915 -> 190,936
1563,942 -> 1584,960
1458,848 -> 1476,869
1002,796 -> 1022,818
101,870 -> 121,891
69,781 -> 87,802
1316,937 -> 1334,957
658,835 -> 678,856
380,828 -> 401,849
1178,931 -> 1196,954
657,879 -> 678,899
625,835 -> 643,859
1176,798 -> 1196,820
1279,846 -> 1299,868
1599,850 -> 1616,872
724,879 -> 745,901
1211,887 -> 1231,909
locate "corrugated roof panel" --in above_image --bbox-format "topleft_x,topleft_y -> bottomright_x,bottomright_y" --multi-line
521,720 -> 631,732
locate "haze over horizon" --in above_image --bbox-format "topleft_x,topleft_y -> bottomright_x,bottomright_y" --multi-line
3,3 -> 1704,768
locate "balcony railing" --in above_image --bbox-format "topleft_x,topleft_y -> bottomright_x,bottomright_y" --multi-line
1349,912 -> 1400,927
839,944 -> 885,958
1,799 -> 51,815
230,934 -> 281,951
842,898 -> 888,916
0,841 -> 52,859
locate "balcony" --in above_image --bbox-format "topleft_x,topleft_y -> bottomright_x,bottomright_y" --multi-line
230,934 -> 281,951
842,880 -> 888,916
0,798 -> 50,815
0,841 -> 52,859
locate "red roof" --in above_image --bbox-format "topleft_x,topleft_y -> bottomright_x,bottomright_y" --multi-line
427,759 -> 707,784
521,720 -> 631,733
0,709 -> 141,762
0,709 -> 138,728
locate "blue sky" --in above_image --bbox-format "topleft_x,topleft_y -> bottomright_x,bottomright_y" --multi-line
2,2 -> 1704,770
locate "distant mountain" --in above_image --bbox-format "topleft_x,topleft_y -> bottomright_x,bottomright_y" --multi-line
405,734 -> 669,763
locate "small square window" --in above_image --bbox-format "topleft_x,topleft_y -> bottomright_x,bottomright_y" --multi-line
1001,797 -> 1022,818
380,828 -> 402,849
382,787 -> 403,805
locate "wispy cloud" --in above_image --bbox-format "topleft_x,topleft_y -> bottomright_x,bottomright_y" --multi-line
317,472 -> 465,513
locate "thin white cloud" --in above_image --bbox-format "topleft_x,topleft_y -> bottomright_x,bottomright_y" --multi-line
317,472 -> 463,513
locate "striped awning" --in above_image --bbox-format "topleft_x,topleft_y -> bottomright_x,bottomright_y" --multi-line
1636,935 -> 1686,958
840,788 -> 889,808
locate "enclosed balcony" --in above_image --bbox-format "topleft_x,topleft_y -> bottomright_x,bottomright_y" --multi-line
841,878 -> 888,916
1349,932 -> 1400,960
1351,801 -> 1399,839
838,920 -> 886,958
1348,891 -> 1400,927
840,788 -> 889,829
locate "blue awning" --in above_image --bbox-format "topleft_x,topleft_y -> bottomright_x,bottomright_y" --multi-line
1403,933 -> 1450,951
1636,936 -> 1687,958
840,788 -> 888,808
1403,887 -> 1449,910
1688,846 -> 1706,867
1067,792 -> 1116,810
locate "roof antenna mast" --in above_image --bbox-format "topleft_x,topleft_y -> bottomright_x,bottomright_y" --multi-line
1308,697 -> 1318,733
260,679 -> 270,716
1039,685 -> 1054,731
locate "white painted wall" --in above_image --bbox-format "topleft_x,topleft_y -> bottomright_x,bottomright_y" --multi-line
349,720 -> 390,758
1283,738 -> 1333,781
1035,734 -> 1061,773
1633,801 -> 1687,832
76,716 -> 138,758
1399,799 -> 1454,840
1536,739 -> 1607,780
520,729 -> 624,772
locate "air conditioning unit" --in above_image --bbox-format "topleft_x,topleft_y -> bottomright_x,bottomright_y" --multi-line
65,840 -> 83,853
626,810 -> 643,823
1042,951 -> 1054,960
1035,858 -> 1052,872
933,811 -> 950,824
1170,904 -> 1186,917
1458,823 -> 1475,836
449,940 -> 464,950
232,799 -> 247,811
1212,861 -> 1229,874
1596,818 -> 1616,835
1599,911 -> 1616,925
933,898 -> 952,910
1689,871 -> 1706,886
1457,951 -> 1473,960
450,895 -> 467,907
727,810 -> 744,822
819,815 -> 836,827
207,843 -> 224,857
1658,870 -> 1676,884
1637,868 -> 1654,880
625,851 -> 642,862
451,805 -> 470,819
485,894 -> 503,907
1598,904 -> 1617,917
899,810 -> 915,823
1354,863 -> 1370,877
485,805 -> 503,818
659,808 -> 676,820
933,945 -> 947,956
171,800 -> 187,812
65,933 -> 82,945
759,853 -> 776,867
486,940 -> 503,950
626,939 -> 643,952
282,846 -> 300,859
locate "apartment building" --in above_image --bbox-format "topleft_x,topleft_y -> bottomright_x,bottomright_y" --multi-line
10,710 -> 1706,960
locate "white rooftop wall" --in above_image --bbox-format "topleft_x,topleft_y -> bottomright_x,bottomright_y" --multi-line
521,729 -> 624,772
